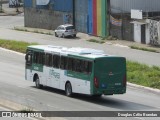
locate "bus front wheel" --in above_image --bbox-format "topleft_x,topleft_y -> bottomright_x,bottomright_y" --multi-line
65,82 -> 72,97
35,76 -> 43,89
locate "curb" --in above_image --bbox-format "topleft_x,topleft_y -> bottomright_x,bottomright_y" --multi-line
127,82 -> 160,94
0,99 -> 67,120
0,98 -> 31,111
0,98 -> 46,120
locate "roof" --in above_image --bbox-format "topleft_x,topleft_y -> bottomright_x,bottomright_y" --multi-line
27,45 -> 113,59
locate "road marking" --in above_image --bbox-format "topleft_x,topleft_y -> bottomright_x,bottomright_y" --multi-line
17,85 -> 39,92
29,89 -> 38,92
26,99 -> 35,103
0,106 -> 11,111
17,85 -> 26,89
47,104 -> 59,109
0,47 -> 25,56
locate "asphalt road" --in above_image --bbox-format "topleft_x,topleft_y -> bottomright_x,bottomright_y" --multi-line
0,16 -> 160,67
0,48 -> 160,120
0,16 -> 160,120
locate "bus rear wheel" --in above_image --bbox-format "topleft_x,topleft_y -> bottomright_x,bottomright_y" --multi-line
65,82 -> 72,97
35,76 -> 43,89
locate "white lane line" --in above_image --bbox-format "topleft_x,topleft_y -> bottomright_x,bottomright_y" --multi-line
0,106 -> 11,111
46,104 -> 59,109
26,99 -> 35,103
17,86 -> 26,89
0,47 -> 25,56
17,85 -> 39,92
46,104 -> 67,111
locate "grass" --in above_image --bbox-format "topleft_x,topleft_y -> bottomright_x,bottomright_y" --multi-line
130,45 -> 159,53
0,39 -> 38,53
14,27 -> 53,35
127,61 -> 160,89
0,39 -> 160,89
87,39 -> 105,44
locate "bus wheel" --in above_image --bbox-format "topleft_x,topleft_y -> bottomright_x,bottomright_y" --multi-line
35,76 -> 43,89
65,82 -> 72,97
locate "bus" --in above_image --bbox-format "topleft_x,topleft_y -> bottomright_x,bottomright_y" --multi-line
25,45 -> 126,97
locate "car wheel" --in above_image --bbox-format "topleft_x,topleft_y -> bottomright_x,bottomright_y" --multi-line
73,34 -> 76,38
55,32 -> 58,37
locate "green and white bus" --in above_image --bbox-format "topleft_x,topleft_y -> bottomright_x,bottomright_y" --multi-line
25,45 -> 126,97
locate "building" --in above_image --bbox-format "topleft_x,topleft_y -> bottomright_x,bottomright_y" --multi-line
24,0 -> 160,45
110,0 -> 160,45
24,0 -> 109,37
24,0 -> 73,30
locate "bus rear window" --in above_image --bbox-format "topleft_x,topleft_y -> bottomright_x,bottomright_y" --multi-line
68,58 -> 92,74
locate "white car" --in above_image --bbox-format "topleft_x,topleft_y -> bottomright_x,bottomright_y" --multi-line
54,24 -> 77,38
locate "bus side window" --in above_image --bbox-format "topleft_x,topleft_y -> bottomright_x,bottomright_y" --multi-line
53,55 -> 60,68
68,58 -> 73,71
39,53 -> 45,65
33,52 -> 39,64
60,56 -> 67,70
45,54 -> 52,67
88,62 -> 92,74
82,61 -> 92,74
75,59 -> 82,72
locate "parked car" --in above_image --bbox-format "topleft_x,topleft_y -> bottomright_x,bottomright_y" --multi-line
54,24 -> 77,38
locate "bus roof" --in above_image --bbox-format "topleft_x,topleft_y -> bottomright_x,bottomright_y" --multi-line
27,45 -> 114,59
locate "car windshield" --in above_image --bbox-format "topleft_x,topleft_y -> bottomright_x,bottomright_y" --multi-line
66,26 -> 74,30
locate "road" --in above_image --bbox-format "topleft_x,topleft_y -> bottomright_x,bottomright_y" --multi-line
0,16 -> 160,120
0,16 -> 160,67
0,47 -> 160,120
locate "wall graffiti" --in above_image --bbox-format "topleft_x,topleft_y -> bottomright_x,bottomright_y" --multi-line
149,20 -> 160,46
63,14 -> 72,24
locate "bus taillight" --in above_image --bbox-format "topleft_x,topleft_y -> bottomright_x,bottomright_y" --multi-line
94,77 -> 99,88
123,74 -> 126,87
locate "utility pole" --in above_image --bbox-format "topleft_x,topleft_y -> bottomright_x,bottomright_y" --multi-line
72,0 -> 75,27
107,0 -> 111,36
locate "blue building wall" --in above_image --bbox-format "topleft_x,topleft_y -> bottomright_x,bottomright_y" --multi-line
24,0 -> 32,8
52,0 -> 73,12
88,0 -> 93,34
24,0 -> 73,11
36,5 -> 49,9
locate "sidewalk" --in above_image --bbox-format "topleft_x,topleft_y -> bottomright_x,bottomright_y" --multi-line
0,3 -> 23,16
14,26 -> 160,53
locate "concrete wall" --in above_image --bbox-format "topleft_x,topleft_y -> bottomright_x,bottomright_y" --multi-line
24,8 -> 73,30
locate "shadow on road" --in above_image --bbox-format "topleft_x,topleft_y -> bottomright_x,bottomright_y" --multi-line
31,86 -> 156,111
